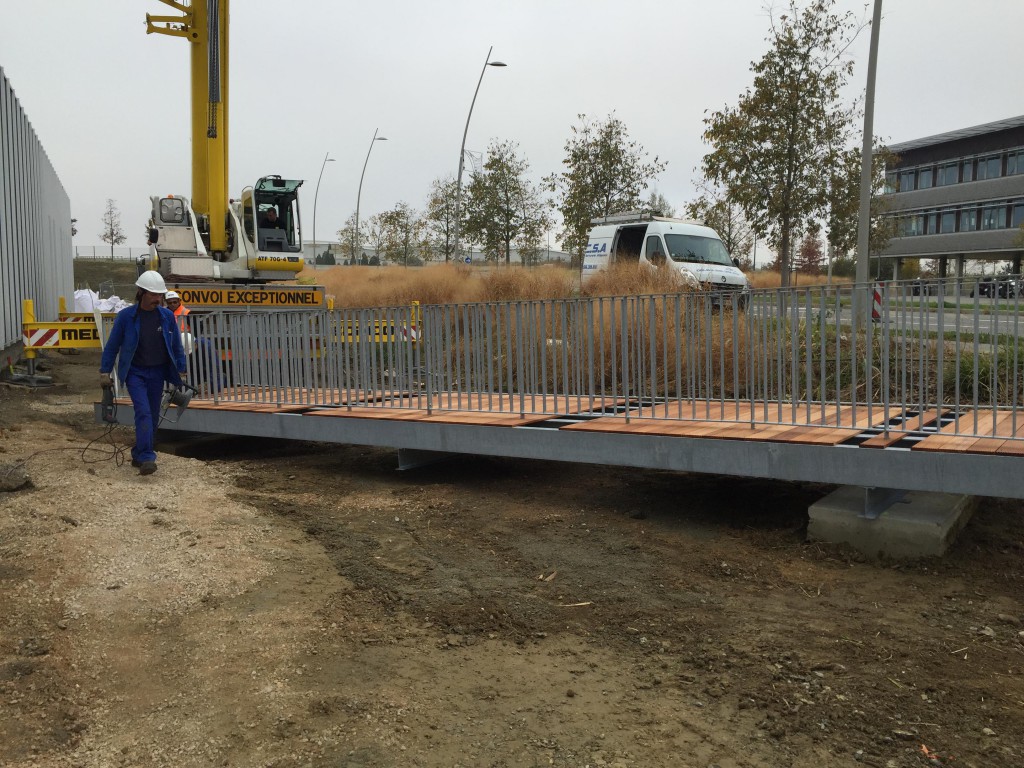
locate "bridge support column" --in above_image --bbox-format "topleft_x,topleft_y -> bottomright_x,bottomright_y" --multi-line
808,486 -> 977,558
1013,252 -> 1022,276
938,256 -> 948,278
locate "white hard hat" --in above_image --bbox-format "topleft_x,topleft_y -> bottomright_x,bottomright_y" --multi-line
165,291 -> 180,300
136,270 -> 168,294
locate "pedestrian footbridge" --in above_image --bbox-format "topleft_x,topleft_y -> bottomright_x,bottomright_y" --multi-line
101,283 -> 1024,508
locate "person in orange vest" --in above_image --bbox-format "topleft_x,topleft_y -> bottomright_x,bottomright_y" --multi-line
165,291 -> 190,332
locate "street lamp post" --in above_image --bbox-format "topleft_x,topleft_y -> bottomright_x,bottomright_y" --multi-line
452,46 -> 506,263
312,153 -> 334,266
355,128 -> 387,265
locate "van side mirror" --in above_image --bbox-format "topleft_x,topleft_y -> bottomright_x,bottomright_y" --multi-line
732,257 -> 740,268
148,228 -> 159,245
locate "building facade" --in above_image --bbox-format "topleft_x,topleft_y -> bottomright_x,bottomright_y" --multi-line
1,66 -> 73,362
880,115 -> 1024,277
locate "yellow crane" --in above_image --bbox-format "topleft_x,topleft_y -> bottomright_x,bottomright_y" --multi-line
144,0 -> 306,284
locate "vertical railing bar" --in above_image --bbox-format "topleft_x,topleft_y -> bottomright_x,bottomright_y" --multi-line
1012,286 -> 1020,438
804,288 -> 812,425
972,294 -> 980,436
818,286 -> 827,425
617,297 -> 628,423
704,296 -> 713,419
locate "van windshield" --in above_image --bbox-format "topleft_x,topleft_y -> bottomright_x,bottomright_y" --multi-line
664,234 -> 733,266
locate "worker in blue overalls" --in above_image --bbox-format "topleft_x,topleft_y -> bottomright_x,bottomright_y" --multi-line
99,271 -> 187,476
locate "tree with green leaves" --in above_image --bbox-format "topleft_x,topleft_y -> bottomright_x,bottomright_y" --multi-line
645,191 -> 675,218
424,176 -> 459,262
684,185 -> 755,265
546,113 -> 666,265
377,202 -> 424,266
100,198 -> 126,259
700,0 -> 864,286
825,141 -> 896,261
464,140 -> 550,266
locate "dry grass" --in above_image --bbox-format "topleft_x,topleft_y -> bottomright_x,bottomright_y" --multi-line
297,264 -> 578,308
579,261 -> 702,298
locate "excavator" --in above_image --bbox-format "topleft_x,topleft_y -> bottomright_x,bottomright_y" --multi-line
144,0 -> 316,299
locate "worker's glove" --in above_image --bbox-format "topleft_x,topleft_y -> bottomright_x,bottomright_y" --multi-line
100,372 -> 113,388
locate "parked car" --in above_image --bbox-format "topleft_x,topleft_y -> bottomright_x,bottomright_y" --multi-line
971,277 -> 1020,299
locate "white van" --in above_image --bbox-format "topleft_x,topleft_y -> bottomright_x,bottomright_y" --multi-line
581,212 -> 750,305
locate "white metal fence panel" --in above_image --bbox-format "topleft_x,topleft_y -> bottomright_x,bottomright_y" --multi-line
1,66 -> 72,358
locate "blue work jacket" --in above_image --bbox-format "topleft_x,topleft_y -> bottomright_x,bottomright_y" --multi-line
100,304 -> 187,385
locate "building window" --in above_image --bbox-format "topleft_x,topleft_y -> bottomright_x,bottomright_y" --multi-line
925,212 -> 938,234
976,155 -> 1002,180
960,207 -> 978,232
937,163 -> 958,186
899,170 -> 915,192
885,171 -> 898,193
1012,203 -> 1024,228
918,168 -> 934,189
981,204 -> 1007,230
962,160 -> 974,182
1008,151 -> 1024,176
909,214 -> 924,236
939,209 -> 957,233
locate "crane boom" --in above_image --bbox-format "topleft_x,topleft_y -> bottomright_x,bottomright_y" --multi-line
146,0 -> 229,255
143,1 -> 304,284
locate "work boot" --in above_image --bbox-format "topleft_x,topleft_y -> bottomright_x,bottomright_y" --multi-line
131,459 -> 142,468
139,461 -> 157,476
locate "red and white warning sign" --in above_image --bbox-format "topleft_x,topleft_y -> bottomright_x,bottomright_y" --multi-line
23,328 -> 60,348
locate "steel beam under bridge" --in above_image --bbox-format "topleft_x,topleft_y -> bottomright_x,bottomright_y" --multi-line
100,403 -> 1024,501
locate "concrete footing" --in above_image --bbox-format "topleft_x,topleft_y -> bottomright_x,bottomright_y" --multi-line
808,486 -> 978,558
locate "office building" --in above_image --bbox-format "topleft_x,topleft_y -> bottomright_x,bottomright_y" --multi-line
880,115 -> 1024,278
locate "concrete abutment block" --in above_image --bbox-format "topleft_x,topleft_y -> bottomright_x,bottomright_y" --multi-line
808,486 -> 978,559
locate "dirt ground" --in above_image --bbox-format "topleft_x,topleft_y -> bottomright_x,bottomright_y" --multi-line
1,348 -> 1023,768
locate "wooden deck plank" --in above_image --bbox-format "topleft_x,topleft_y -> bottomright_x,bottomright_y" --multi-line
307,407 -> 425,421
860,408 -> 944,449
769,425 -> 861,445
913,411 -> 1011,454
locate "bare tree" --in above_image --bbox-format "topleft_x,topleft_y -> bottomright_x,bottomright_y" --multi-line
100,199 -> 127,260
424,176 -> 460,262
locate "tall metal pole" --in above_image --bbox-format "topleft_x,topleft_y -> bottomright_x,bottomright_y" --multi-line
312,153 -> 333,265
856,0 -> 884,287
355,129 -> 387,265
452,47 -> 506,263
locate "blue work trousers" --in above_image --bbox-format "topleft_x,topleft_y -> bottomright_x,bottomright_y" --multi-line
126,365 -> 166,463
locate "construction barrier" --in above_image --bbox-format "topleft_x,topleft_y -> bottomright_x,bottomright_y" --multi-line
871,281 -> 885,322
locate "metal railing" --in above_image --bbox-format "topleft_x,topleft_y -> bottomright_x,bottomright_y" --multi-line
178,279 -> 1024,441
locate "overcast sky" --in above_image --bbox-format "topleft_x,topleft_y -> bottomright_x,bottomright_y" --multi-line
2,0 -> 1022,249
